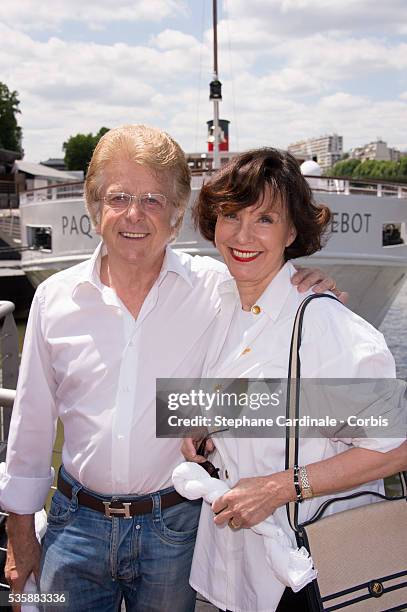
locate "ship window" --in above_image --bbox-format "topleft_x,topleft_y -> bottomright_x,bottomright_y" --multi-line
382,223 -> 405,247
26,225 -> 52,251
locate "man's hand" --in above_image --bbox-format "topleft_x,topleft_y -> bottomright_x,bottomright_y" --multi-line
292,267 -> 348,304
181,437 -> 215,464
6,514 -> 41,612
212,472 -> 295,529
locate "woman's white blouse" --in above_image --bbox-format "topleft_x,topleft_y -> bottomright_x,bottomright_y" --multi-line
190,261 -> 401,612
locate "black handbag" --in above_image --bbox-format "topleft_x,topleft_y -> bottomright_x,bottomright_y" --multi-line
285,294 -> 407,612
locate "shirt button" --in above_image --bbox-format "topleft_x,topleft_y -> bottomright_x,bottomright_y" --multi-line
251,304 -> 261,315
135,524 -> 141,530
117,434 -> 124,440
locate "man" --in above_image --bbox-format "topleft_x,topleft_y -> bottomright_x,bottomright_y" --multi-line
0,125 -> 340,611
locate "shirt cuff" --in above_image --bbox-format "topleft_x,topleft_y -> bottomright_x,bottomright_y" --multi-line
0,463 -> 55,514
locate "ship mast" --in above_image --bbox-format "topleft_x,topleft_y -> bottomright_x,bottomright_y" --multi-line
210,0 -> 222,169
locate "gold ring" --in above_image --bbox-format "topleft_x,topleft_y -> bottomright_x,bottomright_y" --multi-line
228,517 -> 241,530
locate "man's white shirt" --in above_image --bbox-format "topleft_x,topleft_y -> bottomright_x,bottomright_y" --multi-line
0,243 -> 228,514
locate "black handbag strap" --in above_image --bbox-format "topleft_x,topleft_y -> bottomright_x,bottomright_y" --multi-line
301,479 -> 407,527
285,294 -> 339,531
284,293 -> 407,533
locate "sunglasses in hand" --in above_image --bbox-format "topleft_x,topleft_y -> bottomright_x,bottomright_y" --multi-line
195,428 -> 228,479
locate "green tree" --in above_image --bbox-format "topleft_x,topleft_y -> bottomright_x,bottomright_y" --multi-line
95,126 -> 109,141
63,133 -> 95,172
379,160 -> 398,179
397,157 -> 407,181
63,127 -> 110,172
329,157 -> 407,182
357,159 -> 377,178
0,82 -> 23,155
329,159 -> 361,177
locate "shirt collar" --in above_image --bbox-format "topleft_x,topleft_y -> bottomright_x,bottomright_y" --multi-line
158,246 -> 193,288
71,242 -> 104,297
217,261 -> 296,322
71,242 -> 193,298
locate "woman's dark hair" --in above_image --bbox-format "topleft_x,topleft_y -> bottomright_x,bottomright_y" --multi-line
192,148 -> 331,260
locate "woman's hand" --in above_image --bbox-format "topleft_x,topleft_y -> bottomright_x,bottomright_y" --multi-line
212,471 -> 295,529
215,444 -> 407,530
181,436 -> 215,464
292,267 -> 348,304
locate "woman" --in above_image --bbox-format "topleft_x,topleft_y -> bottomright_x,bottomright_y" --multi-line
182,148 -> 406,612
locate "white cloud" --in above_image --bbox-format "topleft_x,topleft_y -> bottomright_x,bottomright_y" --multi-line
0,0 -> 187,30
0,1 -> 405,162
277,35 -> 407,74
216,95 -> 405,157
152,29 -> 201,50
0,21 -> 208,159
318,92 -> 368,110
223,0 -> 407,36
214,17 -> 278,53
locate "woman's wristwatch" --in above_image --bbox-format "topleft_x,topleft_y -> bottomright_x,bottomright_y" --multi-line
293,465 -> 314,502
299,465 -> 314,499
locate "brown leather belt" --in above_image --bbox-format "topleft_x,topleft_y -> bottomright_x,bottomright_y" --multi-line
57,470 -> 187,519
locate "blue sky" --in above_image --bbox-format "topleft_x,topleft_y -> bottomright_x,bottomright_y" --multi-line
1,0 -> 406,161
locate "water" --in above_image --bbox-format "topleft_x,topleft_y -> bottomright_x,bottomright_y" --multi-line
379,279 -> 407,378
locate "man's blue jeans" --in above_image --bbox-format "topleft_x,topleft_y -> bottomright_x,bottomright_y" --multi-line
40,467 -> 202,611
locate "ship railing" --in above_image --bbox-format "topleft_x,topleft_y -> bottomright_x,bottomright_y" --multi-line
0,181 -> 20,245
18,175 -> 407,202
192,167 -> 407,199
0,181 -> 18,210
0,213 -> 21,243
303,175 -> 407,198
20,181 -> 84,205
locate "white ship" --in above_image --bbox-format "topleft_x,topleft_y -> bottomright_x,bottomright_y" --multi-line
19,171 -> 407,328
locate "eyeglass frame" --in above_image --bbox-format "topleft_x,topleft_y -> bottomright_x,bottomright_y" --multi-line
101,191 -> 169,213
196,427 -> 229,479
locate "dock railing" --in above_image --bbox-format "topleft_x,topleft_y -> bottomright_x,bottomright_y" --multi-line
0,302 -> 18,592
0,302 -> 18,464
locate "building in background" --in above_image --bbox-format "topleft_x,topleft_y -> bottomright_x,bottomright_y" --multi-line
288,134 -> 343,172
0,149 -> 20,209
12,161 -> 83,193
40,158 -> 67,171
349,140 -> 402,162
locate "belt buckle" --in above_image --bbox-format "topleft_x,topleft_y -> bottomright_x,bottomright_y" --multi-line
103,500 -> 132,519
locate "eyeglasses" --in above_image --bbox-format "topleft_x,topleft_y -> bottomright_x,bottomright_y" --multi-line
102,192 -> 168,213
196,428 -> 229,479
